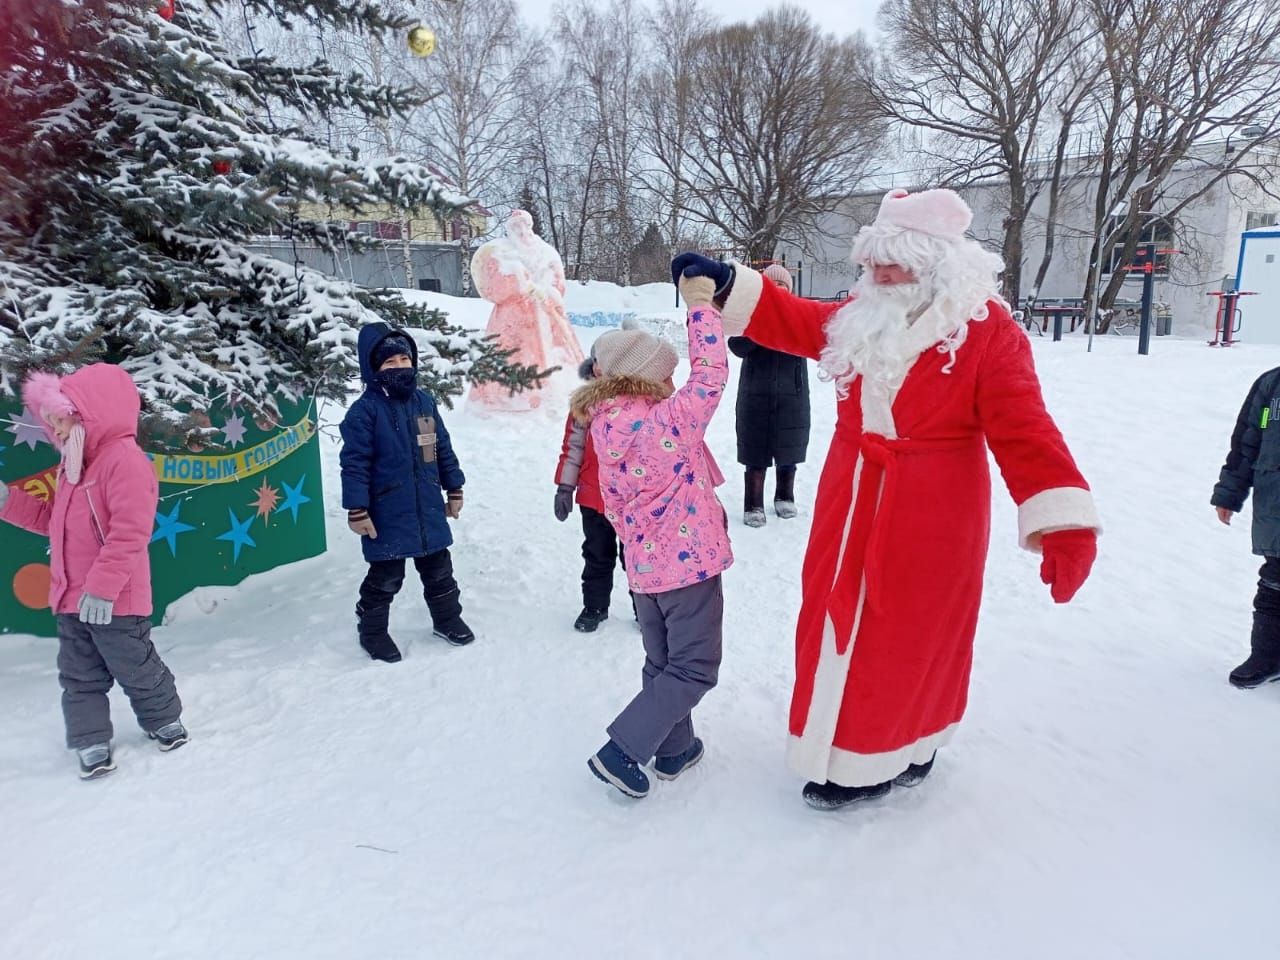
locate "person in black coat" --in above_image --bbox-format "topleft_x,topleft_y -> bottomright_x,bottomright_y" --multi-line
339,324 -> 473,662
1212,365 -> 1280,687
726,263 -> 811,527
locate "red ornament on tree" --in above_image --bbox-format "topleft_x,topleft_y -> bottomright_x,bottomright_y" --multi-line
212,159 -> 232,176
158,0 -> 175,20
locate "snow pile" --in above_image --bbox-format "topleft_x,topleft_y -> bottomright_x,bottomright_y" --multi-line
2,334 -> 1280,958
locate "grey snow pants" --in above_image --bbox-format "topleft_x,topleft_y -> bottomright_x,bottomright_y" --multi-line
56,615 -> 182,749
607,576 -> 723,764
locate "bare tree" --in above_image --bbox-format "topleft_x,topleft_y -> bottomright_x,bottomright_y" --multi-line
516,50 -> 614,280
649,6 -> 884,263
393,0 -> 538,291
1079,0 -> 1280,325
640,0 -> 717,251
871,0 -> 1093,306
556,0 -> 653,284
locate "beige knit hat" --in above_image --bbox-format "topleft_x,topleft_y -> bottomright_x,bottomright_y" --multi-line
762,263 -> 793,291
593,328 -> 679,382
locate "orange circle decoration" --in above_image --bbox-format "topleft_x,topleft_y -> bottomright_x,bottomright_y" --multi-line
12,563 -> 52,610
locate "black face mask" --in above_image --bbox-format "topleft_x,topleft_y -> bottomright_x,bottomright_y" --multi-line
374,367 -> 418,400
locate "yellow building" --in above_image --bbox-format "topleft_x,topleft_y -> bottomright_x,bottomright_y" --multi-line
296,198 -> 490,243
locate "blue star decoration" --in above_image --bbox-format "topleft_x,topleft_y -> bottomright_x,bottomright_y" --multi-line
151,501 -> 196,557
216,508 -> 257,563
275,474 -> 311,524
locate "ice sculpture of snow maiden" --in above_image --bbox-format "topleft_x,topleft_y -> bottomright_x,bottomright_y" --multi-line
468,210 -> 584,412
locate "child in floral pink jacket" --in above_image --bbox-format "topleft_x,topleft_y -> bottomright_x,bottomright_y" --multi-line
571,275 -> 731,798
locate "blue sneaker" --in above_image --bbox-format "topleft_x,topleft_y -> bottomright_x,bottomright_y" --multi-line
588,740 -> 650,798
653,737 -> 704,781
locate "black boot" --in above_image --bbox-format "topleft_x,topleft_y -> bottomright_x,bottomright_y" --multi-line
426,586 -> 474,646
802,778 -> 892,810
1230,583 -> 1280,688
774,464 -> 798,519
574,607 -> 609,632
743,467 -> 767,528
893,752 -> 936,787
356,602 -> 402,663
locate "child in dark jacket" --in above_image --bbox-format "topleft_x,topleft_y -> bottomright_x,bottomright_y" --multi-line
1213,366 -> 1280,688
340,324 -> 473,662
553,347 -> 629,632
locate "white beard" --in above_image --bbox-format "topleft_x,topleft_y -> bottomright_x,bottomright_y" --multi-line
817,282 -> 933,394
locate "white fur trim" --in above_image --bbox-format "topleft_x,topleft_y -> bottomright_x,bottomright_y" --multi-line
789,456 -> 886,784
1017,486 -> 1102,551
720,262 -> 764,337
789,616 -> 857,783
789,722 -> 960,787
860,379 -> 898,438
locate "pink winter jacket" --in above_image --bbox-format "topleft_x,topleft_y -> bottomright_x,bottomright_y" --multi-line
570,306 -> 733,594
0,365 -> 157,616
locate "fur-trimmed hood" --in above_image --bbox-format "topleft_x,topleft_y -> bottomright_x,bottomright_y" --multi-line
570,375 -> 673,424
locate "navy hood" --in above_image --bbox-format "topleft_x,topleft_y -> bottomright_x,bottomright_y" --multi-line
357,322 -> 419,385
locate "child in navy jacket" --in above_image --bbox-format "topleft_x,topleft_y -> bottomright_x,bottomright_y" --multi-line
340,324 -> 473,662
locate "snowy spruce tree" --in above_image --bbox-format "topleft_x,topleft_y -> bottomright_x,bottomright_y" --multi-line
0,0 -> 545,440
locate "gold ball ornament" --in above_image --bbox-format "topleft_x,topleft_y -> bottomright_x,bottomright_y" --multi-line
407,25 -> 436,57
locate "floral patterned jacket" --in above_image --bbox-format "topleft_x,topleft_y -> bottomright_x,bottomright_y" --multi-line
570,306 -> 733,594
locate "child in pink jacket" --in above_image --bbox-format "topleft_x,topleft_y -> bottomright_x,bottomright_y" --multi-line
0,365 -> 185,779
571,275 -> 731,798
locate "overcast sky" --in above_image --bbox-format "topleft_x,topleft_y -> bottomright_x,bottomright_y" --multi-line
513,0 -> 881,40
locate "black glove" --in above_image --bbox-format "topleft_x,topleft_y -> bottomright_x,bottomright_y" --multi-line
670,253 -> 733,293
553,484 -> 574,522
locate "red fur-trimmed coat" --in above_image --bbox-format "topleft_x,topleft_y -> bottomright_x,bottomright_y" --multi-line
720,266 -> 1100,787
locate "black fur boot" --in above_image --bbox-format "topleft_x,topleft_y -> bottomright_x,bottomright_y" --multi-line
426,586 -> 475,646
774,465 -> 798,519
744,467 -> 767,528
356,602 -> 402,663
1230,583 -> 1280,688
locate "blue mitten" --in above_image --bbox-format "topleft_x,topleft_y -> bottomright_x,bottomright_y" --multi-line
670,253 -> 733,293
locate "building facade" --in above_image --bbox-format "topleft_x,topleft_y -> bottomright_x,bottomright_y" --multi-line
783,145 -> 1280,336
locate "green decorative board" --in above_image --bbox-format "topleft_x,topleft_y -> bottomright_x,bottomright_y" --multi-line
1,395 -> 326,637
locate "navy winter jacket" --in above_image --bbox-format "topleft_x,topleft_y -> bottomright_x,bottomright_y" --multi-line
1212,366 -> 1280,557
340,323 -> 465,562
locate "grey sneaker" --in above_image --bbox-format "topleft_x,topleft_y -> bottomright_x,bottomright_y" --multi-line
774,500 -> 798,519
77,743 -> 116,780
743,508 -> 767,528
148,720 -> 189,752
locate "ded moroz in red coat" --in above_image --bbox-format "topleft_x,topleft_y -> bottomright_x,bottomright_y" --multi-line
720,266 -> 1101,787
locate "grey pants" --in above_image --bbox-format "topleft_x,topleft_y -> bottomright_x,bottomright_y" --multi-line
56,615 -> 182,749
607,576 -> 723,764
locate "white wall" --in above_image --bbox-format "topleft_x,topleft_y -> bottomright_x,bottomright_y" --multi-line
793,155 -> 1279,334
1238,231 -> 1280,345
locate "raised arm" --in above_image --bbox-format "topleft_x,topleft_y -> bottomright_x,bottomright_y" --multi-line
670,254 -> 842,361
0,483 -> 54,536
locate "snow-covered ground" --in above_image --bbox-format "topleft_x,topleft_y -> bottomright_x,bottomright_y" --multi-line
3,308 -> 1280,959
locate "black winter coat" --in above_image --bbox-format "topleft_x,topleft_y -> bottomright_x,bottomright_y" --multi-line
1212,366 -> 1280,556
727,336 -> 811,468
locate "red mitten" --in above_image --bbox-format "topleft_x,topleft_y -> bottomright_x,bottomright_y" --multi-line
1039,529 -> 1097,603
